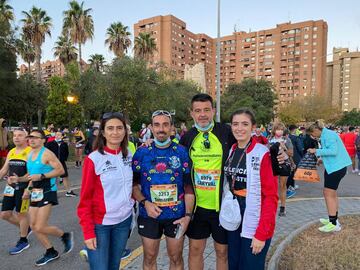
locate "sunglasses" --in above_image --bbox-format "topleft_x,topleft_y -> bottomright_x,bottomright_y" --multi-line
152,110 -> 172,119
101,112 -> 124,120
203,132 -> 210,149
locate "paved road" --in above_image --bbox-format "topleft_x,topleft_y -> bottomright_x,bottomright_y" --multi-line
0,165 -> 359,269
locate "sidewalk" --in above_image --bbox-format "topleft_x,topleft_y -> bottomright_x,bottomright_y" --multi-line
123,197 -> 360,270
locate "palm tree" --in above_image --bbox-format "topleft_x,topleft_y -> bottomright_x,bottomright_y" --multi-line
21,6 -> 52,82
62,0 -> 94,72
134,32 -> 157,62
105,22 -> 131,58
54,34 -> 78,66
88,54 -> 105,72
16,36 -> 35,72
0,0 -> 14,24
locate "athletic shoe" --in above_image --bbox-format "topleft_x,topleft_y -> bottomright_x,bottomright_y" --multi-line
121,248 -> 132,260
318,222 -> 341,232
278,208 -> 286,217
286,188 -> 296,199
59,178 -> 63,185
358,172 -> 360,176
294,184 -> 299,190
65,191 -> 78,197
35,250 -> 60,266
319,218 -> 341,227
61,232 -> 74,254
79,249 -> 88,262
354,169 -> 359,173
9,241 -> 30,255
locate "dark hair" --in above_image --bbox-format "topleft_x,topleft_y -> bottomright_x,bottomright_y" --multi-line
191,93 -> 213,108
230,108 -> 256,125
288,124 -> 297,132
30,129 -> 46,139
94,114 -> 128,157
349,126 -> 355,132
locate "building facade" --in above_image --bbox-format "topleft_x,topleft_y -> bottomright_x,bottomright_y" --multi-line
134,15 -> 328,104
327,48 -> 360,111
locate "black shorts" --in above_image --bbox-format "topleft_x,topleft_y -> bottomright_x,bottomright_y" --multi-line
137,216 -> 178,239
60,161 -> 68,178
324,167 -> 347,190
186,206 -> 227,245
30,191 -> 58,208
1,188 -> 27,213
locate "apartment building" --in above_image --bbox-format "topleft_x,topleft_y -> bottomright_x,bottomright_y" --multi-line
19,59 -> 87,83
135,16 -> 328,104
326,48 -> 360,111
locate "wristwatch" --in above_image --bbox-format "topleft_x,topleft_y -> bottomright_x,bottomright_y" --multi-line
185,212 -> 193,219
140,199 -> 147,206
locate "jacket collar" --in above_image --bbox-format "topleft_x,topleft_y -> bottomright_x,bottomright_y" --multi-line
104,146 -> 122,155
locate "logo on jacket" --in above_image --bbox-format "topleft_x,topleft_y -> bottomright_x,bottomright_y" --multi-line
251,156 -> 260,171
169,156 -> 181,169
102,160 -> 117,172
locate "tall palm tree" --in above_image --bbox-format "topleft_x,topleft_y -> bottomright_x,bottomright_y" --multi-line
62,0 -> 94,72
21,6 -> 52,82
105,22 -> 131,58
0,0 -> 14,24
53,34 -> 78,66
134,32 -> 157,62
88,54 -> 105,72
16,36 -> 35,72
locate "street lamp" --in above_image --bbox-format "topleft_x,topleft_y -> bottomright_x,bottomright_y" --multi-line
67,95 -> 75,103
66,94 -> 77,130
216,0 -> 221,122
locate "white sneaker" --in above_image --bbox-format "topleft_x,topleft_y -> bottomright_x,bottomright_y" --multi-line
355,169 -> 359,173
294,184 -> 299,190
352,169 -> 356,173
358,172 -> 360,176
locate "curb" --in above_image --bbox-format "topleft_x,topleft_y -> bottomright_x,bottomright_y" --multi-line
267,219 -> 318,270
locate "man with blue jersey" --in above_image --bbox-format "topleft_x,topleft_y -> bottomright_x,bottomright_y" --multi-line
132,110 -> 195,270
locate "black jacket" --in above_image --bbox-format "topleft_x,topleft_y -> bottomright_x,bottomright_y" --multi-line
179,122 -> 236,212
289,134 -> 304,165
46,140 -> 69,163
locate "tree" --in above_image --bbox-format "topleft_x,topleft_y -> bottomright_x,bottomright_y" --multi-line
337,109 -> 360,126
278,95 -> 341,125
62,0 -> 94,72
53,34 -> 78,66
134,32 -> 157,62
0,0 -> 14,26
105,22 -> 131,58
16,35 -> 35,71
45,76 -> 82,128
221,79 -> 276,124
88,54 -> 106,72
21,6 -> 52,83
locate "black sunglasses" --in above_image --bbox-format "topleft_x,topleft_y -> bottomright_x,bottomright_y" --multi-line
101,112 -> 124,120
203,132 -> 210,149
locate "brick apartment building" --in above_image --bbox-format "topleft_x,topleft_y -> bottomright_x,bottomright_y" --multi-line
134,15 -> 328,105
19,59 -> 88,83
327,47 -> 360,111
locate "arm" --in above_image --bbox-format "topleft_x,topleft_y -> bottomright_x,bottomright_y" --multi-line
316,137 -> 338,157
80,131 -> 86,143
28,150 -> 64,181
254,152 -> 278,242
77,157 -> 96,246
0,154 -> 10,179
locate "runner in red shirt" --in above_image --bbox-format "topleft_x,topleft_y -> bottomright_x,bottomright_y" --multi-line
252,128 -> 268,145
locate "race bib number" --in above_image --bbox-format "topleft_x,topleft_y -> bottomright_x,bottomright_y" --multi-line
3,185 -> 15,197
20,199 -> 30,213
31,188 -> 44,202
150,184 -> 178,207
194,169 -> 220,190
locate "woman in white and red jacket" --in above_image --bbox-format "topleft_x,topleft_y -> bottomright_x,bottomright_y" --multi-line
222,108 -> 278,270
77,112 -> 134,270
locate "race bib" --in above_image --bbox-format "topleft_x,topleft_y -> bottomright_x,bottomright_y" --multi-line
194,169 -> 220,190
31,188 -> 44,202
3,185 -> 15,197
150,184 -> 178,207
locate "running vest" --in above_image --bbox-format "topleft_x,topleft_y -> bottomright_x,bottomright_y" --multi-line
190,131 -> 223,211
27,147 -> 57,191
8,146 -> 32,189
128,141 -> 136,155
132,142 -> 190,220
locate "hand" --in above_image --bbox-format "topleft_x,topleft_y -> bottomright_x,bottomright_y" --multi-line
307,148 -> 316,154
277,148 -> 288,164
251,237 -> 265,255
22,189 -> 30,200
316,158 -> 323,166
142,139 -> 154,147
84,238 -> 97,250
8,173 -> 19,184
27,174 -> 41,182
173,216 -> 191,234
144,201 -> 162,218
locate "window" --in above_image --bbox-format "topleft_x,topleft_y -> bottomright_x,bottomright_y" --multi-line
313,34 -> 317,39
313,26 -> 318,31
304,34 -> 309,39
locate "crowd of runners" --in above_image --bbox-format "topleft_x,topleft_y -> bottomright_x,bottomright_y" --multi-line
0,93 -> 357,269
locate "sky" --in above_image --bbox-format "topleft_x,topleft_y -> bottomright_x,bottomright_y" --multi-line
10,0 -> 360,64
